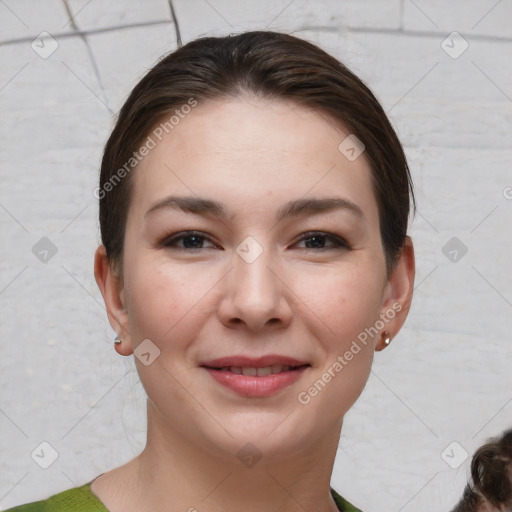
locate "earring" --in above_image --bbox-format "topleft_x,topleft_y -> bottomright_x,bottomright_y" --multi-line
114,335 -> 122,345
382,331 -> 391,345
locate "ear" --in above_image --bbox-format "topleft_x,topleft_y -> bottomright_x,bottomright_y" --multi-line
94,245 -> 133,356
375,236 -> 415,351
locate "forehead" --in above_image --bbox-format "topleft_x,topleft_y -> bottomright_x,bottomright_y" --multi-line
129,97 -> 379,223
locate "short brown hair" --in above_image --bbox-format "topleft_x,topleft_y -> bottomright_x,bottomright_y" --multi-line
99,30 -> 415,275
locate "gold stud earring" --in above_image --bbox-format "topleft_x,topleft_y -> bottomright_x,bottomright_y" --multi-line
382,331 -> 391,345
114,335 -> 122,345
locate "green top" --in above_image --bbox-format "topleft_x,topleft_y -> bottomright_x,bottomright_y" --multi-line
3,481 -> 362,512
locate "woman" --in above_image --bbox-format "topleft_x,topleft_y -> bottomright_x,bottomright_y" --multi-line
6,30 -> 415,512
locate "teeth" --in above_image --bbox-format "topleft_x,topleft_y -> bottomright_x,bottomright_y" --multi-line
256,366 -> 272,377
218,365 -> 294,375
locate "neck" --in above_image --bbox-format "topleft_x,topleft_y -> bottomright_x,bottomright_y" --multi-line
123,400 -> 343,512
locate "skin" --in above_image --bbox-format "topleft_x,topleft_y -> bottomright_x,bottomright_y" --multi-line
94,97 -> 415,512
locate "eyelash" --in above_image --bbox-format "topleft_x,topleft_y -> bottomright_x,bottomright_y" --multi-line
161,231 -> 351,251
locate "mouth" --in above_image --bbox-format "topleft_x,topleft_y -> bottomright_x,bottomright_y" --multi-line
200,355 -> 311,397
204,364 -> 310,376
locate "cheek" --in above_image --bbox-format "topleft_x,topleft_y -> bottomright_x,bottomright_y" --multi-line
291,265 -> 382,412
123,257 -> 214,344
293,263 -> 384,345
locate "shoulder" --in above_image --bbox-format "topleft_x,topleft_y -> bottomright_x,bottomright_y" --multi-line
330,487 -> 364,512
3,482 -> 109,512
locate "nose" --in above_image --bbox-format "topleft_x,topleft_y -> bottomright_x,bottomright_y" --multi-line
217,242 -> 293,332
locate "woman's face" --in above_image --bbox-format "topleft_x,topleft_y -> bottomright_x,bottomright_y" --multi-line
99,97 -> 413,461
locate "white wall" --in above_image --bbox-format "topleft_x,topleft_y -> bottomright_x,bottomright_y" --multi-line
1,1 -> 511,511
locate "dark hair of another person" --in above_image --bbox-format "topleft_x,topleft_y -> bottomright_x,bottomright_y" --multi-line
451,429 -> 512,511
99,30 -> 415,276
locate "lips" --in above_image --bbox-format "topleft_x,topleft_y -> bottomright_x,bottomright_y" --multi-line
216,365 -> 297,376
200,355 -> 311,397
200,355 -> 310,375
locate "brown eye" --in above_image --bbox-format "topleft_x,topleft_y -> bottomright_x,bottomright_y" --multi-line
295,232 -> 351,250
162,231 -> 218,250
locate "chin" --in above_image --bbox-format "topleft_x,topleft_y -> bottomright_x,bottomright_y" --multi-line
202,407 -> 332,462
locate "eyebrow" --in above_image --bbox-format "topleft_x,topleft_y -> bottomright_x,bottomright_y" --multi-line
145,195 -> 364,221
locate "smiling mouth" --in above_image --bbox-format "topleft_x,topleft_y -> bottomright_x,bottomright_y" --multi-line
200,355 -> 311,397
205,364 -> 310,376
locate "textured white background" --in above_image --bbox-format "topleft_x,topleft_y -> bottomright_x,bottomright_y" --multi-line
1,1 -> 511,511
